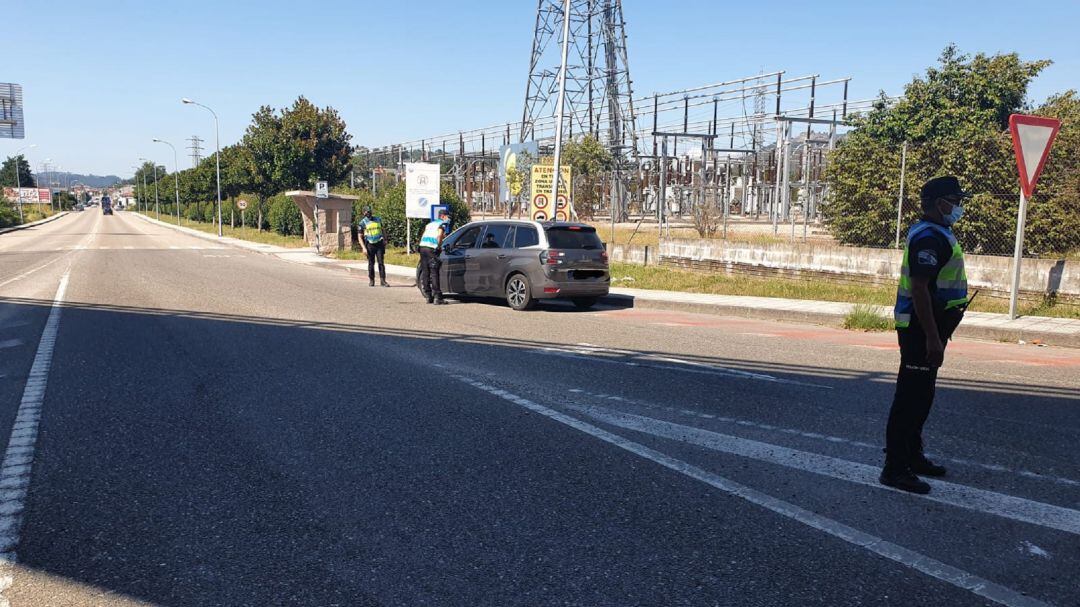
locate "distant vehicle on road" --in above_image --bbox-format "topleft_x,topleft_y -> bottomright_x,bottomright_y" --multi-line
433,220 -> 609,310
101,196 -> 113,215
74,204 -> 85,211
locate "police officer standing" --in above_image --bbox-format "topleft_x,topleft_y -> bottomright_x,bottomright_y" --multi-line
358,207 -> 389,287
881,176 -> 971,494
418,208 -> 450,305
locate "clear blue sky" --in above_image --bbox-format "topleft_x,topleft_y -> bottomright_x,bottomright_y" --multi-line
4,0 -> 1077,178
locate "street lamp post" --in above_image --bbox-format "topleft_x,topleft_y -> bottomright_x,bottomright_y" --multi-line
12,144 -> 36,223
153,139 -> 182,225
182,98 -> 222,237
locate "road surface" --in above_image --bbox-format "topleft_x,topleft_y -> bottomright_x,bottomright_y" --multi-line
1,210 -> 1077,606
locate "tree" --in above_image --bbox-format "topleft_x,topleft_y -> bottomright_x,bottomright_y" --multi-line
1,155 -> 36,188
278,96 -> 352,189
561,135 -> 612,219
822,46 -> 1074,255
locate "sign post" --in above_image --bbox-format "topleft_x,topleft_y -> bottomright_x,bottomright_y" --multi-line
313,181 -> 328,254
1007,114 -> 1061,319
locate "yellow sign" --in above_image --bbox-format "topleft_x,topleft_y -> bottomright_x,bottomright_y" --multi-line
530,164 -> 571,221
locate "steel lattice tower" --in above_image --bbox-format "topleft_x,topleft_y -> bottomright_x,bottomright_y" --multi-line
519,0 -> 638,161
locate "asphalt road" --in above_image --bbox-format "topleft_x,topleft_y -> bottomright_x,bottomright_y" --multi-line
0,209 -> 1077,606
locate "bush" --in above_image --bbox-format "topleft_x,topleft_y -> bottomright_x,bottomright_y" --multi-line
843,304 -> 893,331
372,183 -> 471,248
0,196 -> 19,228
268,194 -> 303,236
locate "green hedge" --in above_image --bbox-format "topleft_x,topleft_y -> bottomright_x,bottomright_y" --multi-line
268,194 -> 303,236
372,183 -> 470,248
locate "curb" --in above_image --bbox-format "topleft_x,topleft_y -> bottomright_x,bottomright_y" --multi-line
135,212 -> 1078,348
0,211 -> 70,235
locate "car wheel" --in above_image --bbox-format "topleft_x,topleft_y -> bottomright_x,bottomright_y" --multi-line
505,274 -> 535,311
572,297 -> 598,310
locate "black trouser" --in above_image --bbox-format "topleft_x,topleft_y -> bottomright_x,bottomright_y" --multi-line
366,240 -> 386,281
419,247 -> 442,298
884,325 -> 946,472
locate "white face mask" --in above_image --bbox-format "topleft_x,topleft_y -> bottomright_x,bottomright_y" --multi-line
940,202 -> 964,226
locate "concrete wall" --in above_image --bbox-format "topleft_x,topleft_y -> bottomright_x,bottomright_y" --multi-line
619,238 -> 1080,299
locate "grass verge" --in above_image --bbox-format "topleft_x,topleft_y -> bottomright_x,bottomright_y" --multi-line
333,246 -> 417,267
609,262 -> 1079,319
135,211 -> 307,248
843,304 -> 893,331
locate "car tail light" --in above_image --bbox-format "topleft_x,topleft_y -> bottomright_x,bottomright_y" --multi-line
600,249 -> 609,264
540,249 -> 565,265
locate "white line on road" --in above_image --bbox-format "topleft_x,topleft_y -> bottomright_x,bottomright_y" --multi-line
451,374 -> 1049,607
0,273 -> 68,606
536,344 -> 831,389
0,340 -> 22,350
569,387 -> 1080,489
570,404 -> 1080,536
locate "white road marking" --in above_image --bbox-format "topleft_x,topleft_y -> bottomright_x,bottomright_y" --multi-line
568,387 -> 1080,489
0,340 -> 22,350
451,374 -> 1049,607
0,273 -> 69,605
570,404 -> 1080,536
1020,541 -> 1051,559
537,344 -> 830,389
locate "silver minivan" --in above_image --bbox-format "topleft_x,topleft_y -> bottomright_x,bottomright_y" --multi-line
437,220 -> 609,310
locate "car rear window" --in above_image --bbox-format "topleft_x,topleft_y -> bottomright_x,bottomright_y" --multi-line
545,226 -> 603,250
512,226 -> 540,248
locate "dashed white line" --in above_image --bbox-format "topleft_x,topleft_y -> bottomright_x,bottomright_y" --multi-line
0,340 -> 22,350
0,273 -> 68,605
451,374 -> 1049,607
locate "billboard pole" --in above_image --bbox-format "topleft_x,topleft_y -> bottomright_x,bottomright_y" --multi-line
549,0 -> 572,206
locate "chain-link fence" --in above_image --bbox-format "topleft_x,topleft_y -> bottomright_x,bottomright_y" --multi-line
823,138 -> 1078,259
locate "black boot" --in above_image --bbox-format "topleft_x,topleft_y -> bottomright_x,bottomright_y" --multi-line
910,456 -> 947,477
380,280 -> 390,287
879,468 -> 931,494
369,279 -> 375,287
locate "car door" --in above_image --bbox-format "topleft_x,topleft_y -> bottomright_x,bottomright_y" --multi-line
441,224 -> 482,294
467,223 -> 514,295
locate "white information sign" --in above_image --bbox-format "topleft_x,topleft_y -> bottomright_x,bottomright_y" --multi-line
315,181 -> 329,199
405,162 -> 440,219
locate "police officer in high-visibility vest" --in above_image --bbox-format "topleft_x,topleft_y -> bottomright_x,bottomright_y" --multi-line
359,207 -> 389,287
418,208 -> 450,305
881,176 -> 971,494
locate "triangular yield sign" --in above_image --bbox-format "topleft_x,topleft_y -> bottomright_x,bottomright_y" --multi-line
1009,114 -> 1061,198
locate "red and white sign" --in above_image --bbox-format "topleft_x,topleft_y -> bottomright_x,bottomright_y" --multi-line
1009,114 -> 1061,198
237,199 -> 248,210
2,187 -> 51,204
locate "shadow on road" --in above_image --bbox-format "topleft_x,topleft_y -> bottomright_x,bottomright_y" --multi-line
0,294 -> 1077,606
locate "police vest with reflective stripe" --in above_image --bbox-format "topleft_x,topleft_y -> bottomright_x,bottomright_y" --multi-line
362,217 -> 384,243
894,220 -> 968,329
419,219 -> 444,249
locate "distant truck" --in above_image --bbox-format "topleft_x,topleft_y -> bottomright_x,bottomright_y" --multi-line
102,196 -> 113,215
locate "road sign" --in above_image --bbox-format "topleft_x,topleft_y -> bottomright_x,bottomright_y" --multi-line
530,164 -> 571,222
430,204 -> 449,221
1006,114 -> 1062,320
406,162 -> 440,219
1009,114 -> 1061,198
237,199 -> 248,210
314,181 -> 329,199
